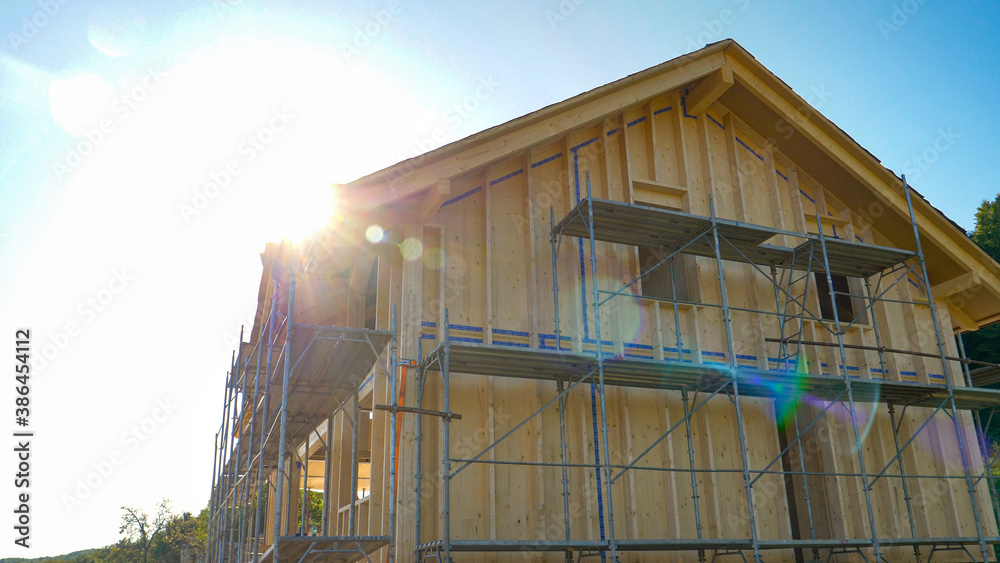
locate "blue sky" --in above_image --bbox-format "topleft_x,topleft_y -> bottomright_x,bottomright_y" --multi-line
1,0 -> 998,556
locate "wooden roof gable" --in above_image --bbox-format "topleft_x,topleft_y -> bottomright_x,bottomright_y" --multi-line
340,39 -> 1000,328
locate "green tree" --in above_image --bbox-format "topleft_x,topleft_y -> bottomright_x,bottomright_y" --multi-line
149,507 -> 208,562
964,194 -> 1000,366
119,499 -> 172,563
296,489 -> 325,535
972,193 -> 1000,258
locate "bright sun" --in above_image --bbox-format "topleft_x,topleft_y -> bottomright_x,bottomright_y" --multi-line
45,33 -> 419,250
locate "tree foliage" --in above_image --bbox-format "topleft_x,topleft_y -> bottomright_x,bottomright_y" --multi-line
119,500 -> 172,563
5,501 -> 211,563
972,194 -> 1000,259
965,194 -> 1000,367
296,489 -> 325,535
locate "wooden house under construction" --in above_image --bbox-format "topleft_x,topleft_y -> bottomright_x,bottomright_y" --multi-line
207,39 -> 1000,563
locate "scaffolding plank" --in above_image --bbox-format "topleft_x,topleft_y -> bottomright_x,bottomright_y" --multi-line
417,536 -> 1000,554
552,198 -> 914,277
289,325 -> 391,389
424,343 -> 1000,410
787,238 -> 916,278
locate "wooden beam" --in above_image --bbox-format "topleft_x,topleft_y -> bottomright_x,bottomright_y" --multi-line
632,178 -> 687,196
685,66 -> 734,117
418,179 -> 451,222
931,270 -> 982,299
944,298 -> 979,332
525,150 -> 541,349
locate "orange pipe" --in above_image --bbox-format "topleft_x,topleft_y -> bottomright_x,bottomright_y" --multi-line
392,362 -> 409,493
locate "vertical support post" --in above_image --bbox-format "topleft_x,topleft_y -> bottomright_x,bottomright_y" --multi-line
790,408 -> 819,563
414,339 -> 424,557
228,340 -> 247,560
709,195 -> 761,563
442,308 -> 453,562
957,332 -> 975,388
273,244 -> 297,562
215,359 -> 235,563
388,305 -> 399,563
225,336 -> 246,561
557,379 -> 572,563
782,244 -> 815,373
207,431 -> 219,560
816,215 -> 882,562
864,278 -> 888,379
887,403 -> 921,563
322,415 -> 332,535
551,207 -> 562,351
238,324 -> 266,562
670,258 -> 684,361
252,294 -> 277,558
958,334 -> 1000,505
585,172 -> 618,561
769,266 -> 789,370
903,177 -> 989,562
350,389 -> 359,535
681,389 -> 705,563
302,434 -> 311,534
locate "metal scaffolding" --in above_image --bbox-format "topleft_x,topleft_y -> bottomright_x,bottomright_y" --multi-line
411,173 -> 1000,563
209,175 -> 1000,563
206,242 -> 399,563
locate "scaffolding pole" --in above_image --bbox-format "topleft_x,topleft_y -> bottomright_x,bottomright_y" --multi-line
208,184 -> 1000,562
904,177 -> 990,562
272,245 -> 296,561
710,195 -> 762,563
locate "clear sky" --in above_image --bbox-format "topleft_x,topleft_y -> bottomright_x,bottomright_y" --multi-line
1,0 -> 998,557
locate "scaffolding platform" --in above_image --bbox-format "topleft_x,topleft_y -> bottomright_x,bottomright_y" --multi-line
553,198 -> 915,277
258,535 -> 390,562
284,324 -> 392,389
253,325 -> 391,456
417,536 -> 1000,554
421,341 -> 1000,410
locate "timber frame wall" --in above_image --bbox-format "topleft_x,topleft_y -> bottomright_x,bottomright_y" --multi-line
207,48 -> 1000,563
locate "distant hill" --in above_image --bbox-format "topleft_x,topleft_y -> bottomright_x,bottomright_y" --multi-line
0,549 -> 97,563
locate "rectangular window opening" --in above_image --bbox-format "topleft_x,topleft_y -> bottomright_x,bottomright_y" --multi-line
815,273 -> 867,325
638,246 -> 689,302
